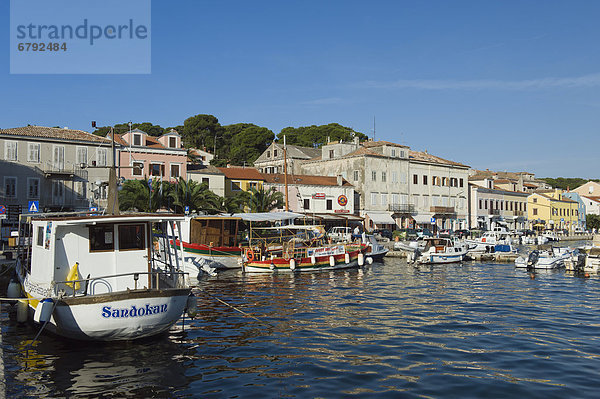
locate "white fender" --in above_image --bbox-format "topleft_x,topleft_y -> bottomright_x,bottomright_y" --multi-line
186,294 -> 198,318
345,253 -> 350,264
7,280 -> 21,298
33,298 -> 54,323
329,256 -> 335,267
366,256 -> 373,265
310,255 -> 316,265
289,259 -> 296,271
17,299 -> 28,323
358,253 -> 365,266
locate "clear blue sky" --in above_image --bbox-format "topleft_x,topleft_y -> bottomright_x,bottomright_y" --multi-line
2,1 -> 599,178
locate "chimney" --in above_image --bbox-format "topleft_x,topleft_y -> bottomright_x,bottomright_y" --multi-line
337,175 -> 343,186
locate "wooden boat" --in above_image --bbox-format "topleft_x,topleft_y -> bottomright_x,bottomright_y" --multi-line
415,237 -> 467,264
242,223 -> 368,272
11,213 -> 192,341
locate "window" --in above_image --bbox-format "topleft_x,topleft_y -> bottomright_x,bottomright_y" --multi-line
400,150 -> 405,158
202,177 -> 209,186
533,208 -> 538,216
89,224 -> 114,251
28,143 -> 40,163
391,149 -> 396,157
423,175 -> 428,185
372,171 -> 377,182
4,177 -> 17,197
170,164 -> 180,179
381,172 -> 387,182
36,226 -> 44,247
329,150 -> 335,159
169,137 -> 177,148
266,151 -> 271,158
371,192 -> 378,205
97,148 -> 107,166
381,193 -> 388,205
391,172 -> 398,183
391,193 -> 399,205
76,146 -> 88,165
118,224 -> 146,251
479,199 -> 482,209
533,198 -> 537,203
303,198 -> 310,210
484,200 -> 488,210
133,134 -> 142,146
326,199 -> 332,210
28,178 -> 40,199
353,170 -> 359,181
76,181 -> 87,199
150,163 -> 162,177
5,141 -> 17,161
422,195 -> 429,208
442,177 -> 448,186
132,161 -> 144,176
413,174 -> 418,184
274,149 -> 278,157
459,178 -> 464,188
231,181 -> 241,191
249,182 -> 258,189
53,145 -> 65,170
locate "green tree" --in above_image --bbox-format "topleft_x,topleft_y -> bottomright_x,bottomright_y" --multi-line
180,114 -> 223,152
276,123 -> 367,147
119,179 -> 150,212
246,186 -> 284,213
168,178 -> 222,214
93,122 -> 166,137
221,191 -> 251,213
587,214 -> 600,230
226,123 -> 275,165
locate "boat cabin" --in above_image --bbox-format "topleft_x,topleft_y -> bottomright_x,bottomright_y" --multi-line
21,215 -> 184,297
181,216 -> 242,247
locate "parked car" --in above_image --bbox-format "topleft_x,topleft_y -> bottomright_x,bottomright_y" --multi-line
416,228 -> 433,238
394,228 -> 418,240
328,226 -> 352,242
372,229 -> 393,241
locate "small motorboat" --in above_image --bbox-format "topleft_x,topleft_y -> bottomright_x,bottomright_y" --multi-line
364,234 -> 389,262
515,247 -> 571,270
414,237 -> 467,264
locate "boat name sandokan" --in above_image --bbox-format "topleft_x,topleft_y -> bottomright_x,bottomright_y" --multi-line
102,304 -> 168,318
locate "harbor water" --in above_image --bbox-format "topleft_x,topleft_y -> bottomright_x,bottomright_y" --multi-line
2,256 -> 600,398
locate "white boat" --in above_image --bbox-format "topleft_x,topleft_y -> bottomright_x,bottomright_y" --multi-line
415,237 -> 467,264
580,246 -> 600,273
465,227 -> 518,254
541,231 -> 559,242
364,234 -> 389,261
515,247 -> 571,269
11,213 -> 192,341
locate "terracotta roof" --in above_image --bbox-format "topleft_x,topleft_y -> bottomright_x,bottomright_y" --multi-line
1,126 -> 111,144
532,192 -> 577,203
583,196 -> 600,203
217,166 -> 265,180
523,183 -> 537,187
113,133 -> 168,149
262,173 -> 352,187
493,179 -> 513,184
409,150 -> 469,168
188,165 -> 223,175
362,140 -> 409,149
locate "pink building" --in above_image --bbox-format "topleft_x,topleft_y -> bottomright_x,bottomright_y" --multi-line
113,128 -> 188,182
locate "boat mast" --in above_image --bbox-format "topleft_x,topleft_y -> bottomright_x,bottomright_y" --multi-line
283,135 -> 289,212
106,127 -> 120,215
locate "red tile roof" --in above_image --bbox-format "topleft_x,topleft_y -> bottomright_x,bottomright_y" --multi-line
1,126 -> 110,143
217,166 -> 265,180
262,173 -> 352,187
409,150 -> 469,168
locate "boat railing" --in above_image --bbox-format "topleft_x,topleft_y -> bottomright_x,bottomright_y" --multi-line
54,270 -> 189,298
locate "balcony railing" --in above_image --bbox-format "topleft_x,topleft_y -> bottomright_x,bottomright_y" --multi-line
513,210 -> 524,217
388,203 -> 415,213
430,206 -> 455,215
37,163 -> 88,180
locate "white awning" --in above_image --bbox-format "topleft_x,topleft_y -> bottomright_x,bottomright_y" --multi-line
228,211 -> 303,222
365,211 -> 395,225
412,214 -> 433,224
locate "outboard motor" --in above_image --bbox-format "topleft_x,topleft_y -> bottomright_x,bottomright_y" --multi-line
527,250 -> 540,268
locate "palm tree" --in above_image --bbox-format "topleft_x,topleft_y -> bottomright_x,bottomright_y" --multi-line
168,178 -> 222,214
119,179 -> 150,212
246,186 -> 284,213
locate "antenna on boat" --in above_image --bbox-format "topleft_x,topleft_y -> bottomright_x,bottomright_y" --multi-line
283,135 -> 289,212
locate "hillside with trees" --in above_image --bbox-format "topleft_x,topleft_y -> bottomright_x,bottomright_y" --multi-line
93,114 -> 366,166
541,177 -> 600,191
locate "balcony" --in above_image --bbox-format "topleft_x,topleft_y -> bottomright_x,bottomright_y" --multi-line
513,210 -> 524,217
38,163 -> 88,180
388,203 -> 415,213
430,206 -> 455,215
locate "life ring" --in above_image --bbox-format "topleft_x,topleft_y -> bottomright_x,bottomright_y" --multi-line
245,248 -> 255,262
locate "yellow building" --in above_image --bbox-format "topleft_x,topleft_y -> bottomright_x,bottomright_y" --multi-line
528,190 -> 579,230
217,166 -> 265,197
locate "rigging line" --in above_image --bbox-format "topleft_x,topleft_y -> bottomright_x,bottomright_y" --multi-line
198,289 -> 275,327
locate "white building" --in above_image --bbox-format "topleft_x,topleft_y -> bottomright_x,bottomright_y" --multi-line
468,181 -> 529,231
254,141 -> 320,175
582,195 -> 600,216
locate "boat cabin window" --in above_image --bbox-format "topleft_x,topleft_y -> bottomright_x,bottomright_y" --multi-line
36,226 -> 44,247
89,224 -> 115,252
118,224 -> 146,251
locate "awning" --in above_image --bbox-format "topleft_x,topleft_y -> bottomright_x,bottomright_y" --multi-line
365,211 -> 395,225
412,214 -> 433,224
228,211 -> 303,222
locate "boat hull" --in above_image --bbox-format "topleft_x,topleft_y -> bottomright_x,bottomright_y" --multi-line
173,240 -> 242,270
26,288 -> 190,341
244,250 -> 362,273
418,252 -> 465,264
